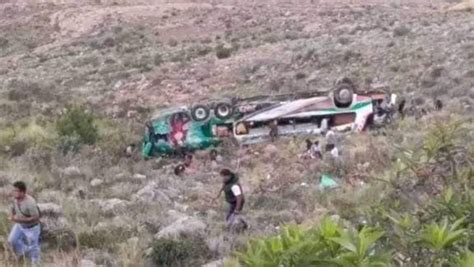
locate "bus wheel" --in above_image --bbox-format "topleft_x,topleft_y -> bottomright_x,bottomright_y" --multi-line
191,105 -> 210,121
214,102 -> 234,120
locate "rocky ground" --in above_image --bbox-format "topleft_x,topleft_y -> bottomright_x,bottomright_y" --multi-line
0,0 -> 472,266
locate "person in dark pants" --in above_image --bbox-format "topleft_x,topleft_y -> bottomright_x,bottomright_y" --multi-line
214,169 -> 247,228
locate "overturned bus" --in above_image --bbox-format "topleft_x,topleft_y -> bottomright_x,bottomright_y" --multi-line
142,80 -> 396,157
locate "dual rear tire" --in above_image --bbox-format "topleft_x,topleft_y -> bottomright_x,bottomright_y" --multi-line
191,102 -> 234,121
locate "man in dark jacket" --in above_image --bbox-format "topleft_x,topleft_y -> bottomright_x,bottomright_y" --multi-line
214,169 -> 247,229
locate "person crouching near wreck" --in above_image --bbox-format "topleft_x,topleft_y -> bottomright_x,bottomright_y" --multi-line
8,181 -> 41,265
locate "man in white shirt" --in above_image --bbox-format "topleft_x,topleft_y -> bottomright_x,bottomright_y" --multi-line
330,145 -> 339,159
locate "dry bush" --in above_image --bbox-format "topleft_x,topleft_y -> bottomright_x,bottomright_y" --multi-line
151,235 -> 212,267
78,227 -> 133,251
215,44 -> 233,59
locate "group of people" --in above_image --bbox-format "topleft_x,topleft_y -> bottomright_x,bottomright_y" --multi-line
300,129 -> 340,162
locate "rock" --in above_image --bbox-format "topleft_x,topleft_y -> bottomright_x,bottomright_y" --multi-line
80,259 -> 97,267
38,203 -> 63,217
448,0 -> 474,11
62,166 -> 82,177
306,71 -> 319,83
133,173 -> 147,180
155,215 -> 206,239
202,259 -> 225,267
90,179 -> 104,187
174,202 -> 189,212
263,144 -> 278,158
95,198 -> 129,214
38,203 -> 76,252
132,182 -> 171,204
95,216 -> 129,231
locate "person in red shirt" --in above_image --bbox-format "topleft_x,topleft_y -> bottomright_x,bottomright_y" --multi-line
169,113 -> 190,148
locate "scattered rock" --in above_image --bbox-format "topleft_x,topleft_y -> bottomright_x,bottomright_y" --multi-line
62,166 -> 82,177
38,203 -> 77,252
132,182 -> 171,204
80,259 -> 97,267
133,173 -> 147,180
448,0 -> 474,12
38,203 -> 63,217
155,214 -> 206,239
263,144 -> 278,158
95,198 -> 129,214
202,259 -> 225,267
90,179 -> 104,187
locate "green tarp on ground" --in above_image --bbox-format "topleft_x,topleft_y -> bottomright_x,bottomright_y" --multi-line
319,173 -> 339,190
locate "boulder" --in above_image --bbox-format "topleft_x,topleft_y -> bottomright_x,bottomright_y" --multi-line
38,202 -> 77,252
38,203 -> 63,217
155,215 -> 206,239
132,173 -> 147,180
90,179 -> 104,187
132,182 -> 171,204
94,198 -> 129,215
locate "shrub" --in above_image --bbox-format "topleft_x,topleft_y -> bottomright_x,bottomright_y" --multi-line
150,236 -> 211,267
168,38 -> 178,47
0,211 -> 10,238
56,107 -> 98,147
57,135 -> 82,155
0,37 -> 8,48
0,119 -> 55,156
236,217 -> 391,267
215,44 -> 232,59
154,53 -> 163,66
78,227 -> 132,251
78,230 -> 110,249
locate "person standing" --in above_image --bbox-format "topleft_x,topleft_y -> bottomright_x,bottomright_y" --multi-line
8,181 -> 41,265
214,169 -> 247,230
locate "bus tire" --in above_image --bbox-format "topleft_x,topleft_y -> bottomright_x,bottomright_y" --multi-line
214,102 -> 234,120
191,105 -> 210,121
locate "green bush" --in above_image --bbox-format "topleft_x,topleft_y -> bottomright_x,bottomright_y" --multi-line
56,107 -> 98,147
0,119 -> 55,156
339,120 -> 474,266
236,217 -> 390,267
151,236 -> 211,267
57,135 -> 82,155
235,120 -> 474,267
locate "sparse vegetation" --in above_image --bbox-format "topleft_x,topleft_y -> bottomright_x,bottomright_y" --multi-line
56,107 -> 98,148
0,0 -> 472,265
234,120 -> 474,266
215,44 -> 233,59
151,236 -> 211,266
